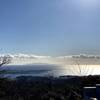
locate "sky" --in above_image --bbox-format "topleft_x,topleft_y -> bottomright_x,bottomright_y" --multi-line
0,0 -> 100,56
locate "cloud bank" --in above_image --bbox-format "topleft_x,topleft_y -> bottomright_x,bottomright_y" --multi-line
0,54 -> 100,65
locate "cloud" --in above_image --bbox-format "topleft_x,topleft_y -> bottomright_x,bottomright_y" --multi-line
0,53 -> 100,65
71,54 -> 100,59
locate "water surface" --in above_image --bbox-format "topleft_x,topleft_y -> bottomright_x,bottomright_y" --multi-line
1,64 -> 100,78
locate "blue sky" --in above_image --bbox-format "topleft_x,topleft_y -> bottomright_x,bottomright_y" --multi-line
0,0 -> 100,56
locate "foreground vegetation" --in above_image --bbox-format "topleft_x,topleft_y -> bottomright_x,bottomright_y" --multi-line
0,75 -> 100,100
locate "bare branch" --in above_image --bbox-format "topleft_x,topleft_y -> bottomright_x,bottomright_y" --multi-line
0,56 -> 12,67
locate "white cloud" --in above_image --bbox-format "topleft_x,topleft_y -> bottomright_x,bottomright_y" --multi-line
0,53 -> 100,65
